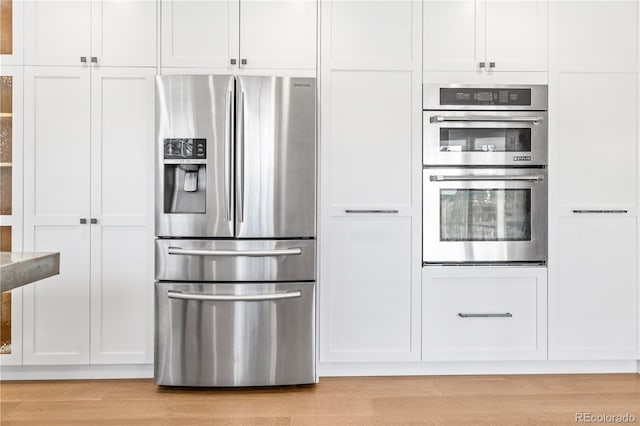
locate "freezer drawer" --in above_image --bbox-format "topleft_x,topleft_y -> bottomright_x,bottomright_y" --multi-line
156,239 -> 315,282
155,281 -> 316,387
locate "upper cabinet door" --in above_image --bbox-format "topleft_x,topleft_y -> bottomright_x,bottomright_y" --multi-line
423,0 -> 482,71
24,1 -> 91,66
161,0 -> 239,68
553,1 -> 637,72
484,0 -> 548,72
239,0 -> 316,70
91,0 -> 157,67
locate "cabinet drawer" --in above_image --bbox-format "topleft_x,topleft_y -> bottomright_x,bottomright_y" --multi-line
422,267 -> 547,361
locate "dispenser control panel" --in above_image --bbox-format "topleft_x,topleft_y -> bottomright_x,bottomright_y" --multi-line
163,138 -> 206,159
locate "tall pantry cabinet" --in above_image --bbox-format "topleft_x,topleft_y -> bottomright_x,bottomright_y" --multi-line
19,1 -> 156,365
318,0 -> 423,364
548,1 -> 639,360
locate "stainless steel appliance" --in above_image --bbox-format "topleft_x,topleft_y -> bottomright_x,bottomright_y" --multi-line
423,84 -> 548,264
155,75 -> 316,387
423,84 -> 548,167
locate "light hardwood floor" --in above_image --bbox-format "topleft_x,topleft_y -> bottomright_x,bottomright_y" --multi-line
1,374 -> 639,425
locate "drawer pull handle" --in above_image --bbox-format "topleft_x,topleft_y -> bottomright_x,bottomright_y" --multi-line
458,313 -> 513,318
430,175 -> 544,182
168,247 -> 302,257
344,209 -> 399,214
572,209 -> 628,214
168,290 -> 302,302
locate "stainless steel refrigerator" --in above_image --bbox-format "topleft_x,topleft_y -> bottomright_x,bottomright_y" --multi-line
154,75 -> 316,387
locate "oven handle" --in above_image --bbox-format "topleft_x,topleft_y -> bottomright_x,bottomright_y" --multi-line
167,247 -> 303,256
429,115 -> 544,124
429,174 -> 545,182
168,290 -> 302,302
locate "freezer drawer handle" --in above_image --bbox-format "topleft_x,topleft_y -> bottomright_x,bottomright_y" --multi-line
167,290 -> 302,302
429,115 -> 544,124
458,313 -> 513,318
430,175 -> 544,182
167,247 -> 303,257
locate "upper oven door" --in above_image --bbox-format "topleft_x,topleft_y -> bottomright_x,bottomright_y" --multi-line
423,111 -> 548,167
423,168 -> 547,264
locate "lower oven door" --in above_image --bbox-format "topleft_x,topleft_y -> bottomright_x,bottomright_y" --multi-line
423,168 -> 547,264
155,281 -> 315,387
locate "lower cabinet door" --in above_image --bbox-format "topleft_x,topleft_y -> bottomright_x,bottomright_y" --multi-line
422,267 -> 547,361
155,281 -> 316,387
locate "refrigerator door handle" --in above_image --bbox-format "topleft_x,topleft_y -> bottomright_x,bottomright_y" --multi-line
225,86 -> 234,222
167,246 -> 303,256
237,91 -> 245,223
167,290 -> 302,302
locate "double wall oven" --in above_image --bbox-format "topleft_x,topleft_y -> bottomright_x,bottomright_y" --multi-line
423,84 -> 548,264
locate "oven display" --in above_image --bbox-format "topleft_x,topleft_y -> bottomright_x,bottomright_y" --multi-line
163,138 -> 206,159
440,88 -> 532,106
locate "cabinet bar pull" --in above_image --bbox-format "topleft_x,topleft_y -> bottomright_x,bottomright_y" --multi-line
167,247 -> 302,257
572,209 -> 628,214
489,61 -> 496,69
458,313 -> 513,318
430,115 -> 544,124
344,209 -> 399,214
79,218 -> 87,224
430,175 -> 544,182
168,290 -> 301,302
80,56 -> 87,63
91,56 -> 98,63
90,218 -> 98,224
479,62 -> 485,69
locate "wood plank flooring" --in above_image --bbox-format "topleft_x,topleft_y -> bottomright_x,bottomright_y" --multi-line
1,374 -> 639,425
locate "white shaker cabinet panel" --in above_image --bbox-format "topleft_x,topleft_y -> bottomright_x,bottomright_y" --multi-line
24,1 -> 92,66
91,0 -> 157,67
327,71 -> 413,210
89,68 -> 154,364
22,67 -> 91,365
423,267 -> 547,361
161,0 -> 239,68
423,0 -> 480,71
423,0 -> 548,72
22,226 -> 91,365
549,216 -> 638,360
320,217 -> 418,362
327,0 -> 414,68
553,1 -> 637,72
239,0 -> 316,70
484,0 -> 548,72
553,73 -> 637,207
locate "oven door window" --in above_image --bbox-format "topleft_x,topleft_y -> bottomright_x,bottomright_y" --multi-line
440,189 -> 532,241
439,128 -> 532,153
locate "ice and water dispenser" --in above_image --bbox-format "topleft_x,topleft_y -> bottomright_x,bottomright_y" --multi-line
163,138 -> 207,214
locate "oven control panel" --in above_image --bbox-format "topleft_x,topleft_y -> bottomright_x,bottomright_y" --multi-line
440,88 -> 532,106
163,138 -> 206,160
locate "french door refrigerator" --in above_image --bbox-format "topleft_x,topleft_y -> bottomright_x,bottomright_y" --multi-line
154,75 -> 316,387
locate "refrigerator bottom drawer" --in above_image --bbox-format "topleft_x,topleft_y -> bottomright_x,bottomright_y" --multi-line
155,281 -> 316,387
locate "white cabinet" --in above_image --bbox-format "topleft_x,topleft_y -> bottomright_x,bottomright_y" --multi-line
89,68 -> 154,364
161,0 -> 316,70
422,267 -> 547,361
22,67 -> 92,364
552,1 -> 637,72
548,1 -> 639,361
549,215 -> 638,360
22,66 -> 154,365
423,0 -> 548,72
25,0 -> 157,67
319,1 -> 422,364
320,217 -> 416,362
